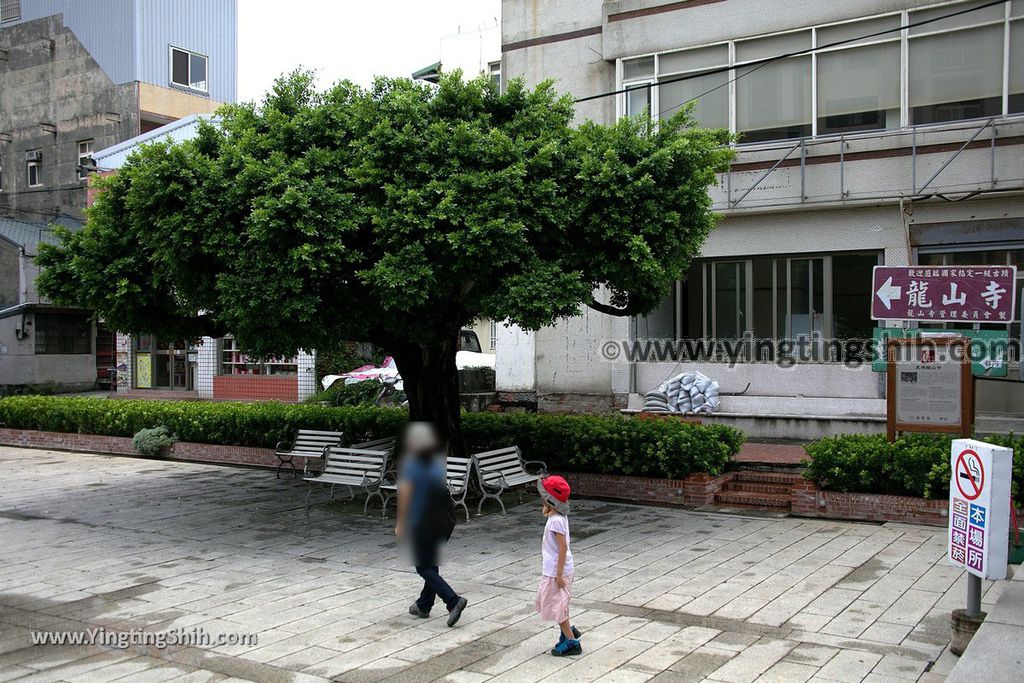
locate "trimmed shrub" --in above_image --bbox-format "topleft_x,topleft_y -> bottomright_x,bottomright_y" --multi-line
307,381 -> 381,407
0,396 -> 742,479
131,426 -> 177,456
804,432 -> 1024,507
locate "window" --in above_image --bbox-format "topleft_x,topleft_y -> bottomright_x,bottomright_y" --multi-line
682,252 -> 879,361
77,140 -> 93,181
489,320 -> 497,350
658,44 -> 730,128
735,32 -> 812,142
170,47 -> 208,93
34,313 -> 91,355
488,61 -> 501,90
219,337 -> 296,375
0,0 -> 20,23
619,1 -> 1024,142
817,17 -> 901,134
26,150 -> 41,187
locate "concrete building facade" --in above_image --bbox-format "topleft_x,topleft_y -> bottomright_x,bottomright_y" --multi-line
0,0 -> 236,224
498,0 -> 1024,437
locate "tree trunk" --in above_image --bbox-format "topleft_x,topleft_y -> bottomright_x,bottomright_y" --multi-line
391,333 -> 465,457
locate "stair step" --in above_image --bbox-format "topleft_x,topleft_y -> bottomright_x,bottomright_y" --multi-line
714,490 -> 792,509
731,471 -> 804,485
722,481 -> 792,495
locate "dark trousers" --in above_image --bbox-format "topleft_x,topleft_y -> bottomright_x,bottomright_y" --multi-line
415,565 -> 459,613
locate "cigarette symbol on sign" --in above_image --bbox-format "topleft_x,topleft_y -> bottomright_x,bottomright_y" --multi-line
955,450 -> 984,501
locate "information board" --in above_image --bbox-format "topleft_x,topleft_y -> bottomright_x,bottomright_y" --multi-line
886,337 -> 973,440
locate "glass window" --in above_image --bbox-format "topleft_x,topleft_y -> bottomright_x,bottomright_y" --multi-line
659,71 -> 730,127
817,15 -> 902,48
189,52 -> 207,91
659,44 -> 728,74
909,24 -> 1004,124
0,0 -> 20,23
909,0 -> 1006,35
171,47 -> 208,93
171,48 -> 189,87
1011,20 -> 1024,114
736,57 -> 812,142
638,290 -> 676,339
735,30 -> 811,62
710,261 -> 746,339
623,56 -> 654,79
26,151 -> 41,187
220,337 -> 297,375
77,140 -> 93,181
832,253 -> 877,339
818,41 -> 901,134
34,313 -> 91,355
625,83 -> 651,118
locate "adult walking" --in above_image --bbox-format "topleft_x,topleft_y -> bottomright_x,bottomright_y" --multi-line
395,422 -> 467,626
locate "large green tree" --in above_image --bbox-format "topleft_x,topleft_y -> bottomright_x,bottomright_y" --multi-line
38,72 -> 731,452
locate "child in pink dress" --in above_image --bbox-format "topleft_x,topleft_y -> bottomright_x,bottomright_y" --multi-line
535,475 -> 582,656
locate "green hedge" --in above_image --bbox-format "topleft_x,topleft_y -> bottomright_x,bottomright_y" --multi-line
803,432 -> 1024,506
0,396 -> 743,479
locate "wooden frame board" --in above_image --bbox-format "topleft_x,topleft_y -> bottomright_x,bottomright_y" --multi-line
886,337 -> 974,441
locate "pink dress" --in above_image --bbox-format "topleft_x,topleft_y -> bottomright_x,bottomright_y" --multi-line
535,513 -> 574,622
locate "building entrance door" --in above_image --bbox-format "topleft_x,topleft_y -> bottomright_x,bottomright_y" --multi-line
134,336 -> 196,390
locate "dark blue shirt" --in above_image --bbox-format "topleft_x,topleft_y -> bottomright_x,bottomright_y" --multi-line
401,455 -> 445,525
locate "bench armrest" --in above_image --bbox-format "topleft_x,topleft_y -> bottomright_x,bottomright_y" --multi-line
522,459 -> 547,475
275,439 -> 292,453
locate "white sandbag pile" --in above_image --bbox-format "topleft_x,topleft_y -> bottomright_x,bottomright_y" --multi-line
641,371 -> 721,415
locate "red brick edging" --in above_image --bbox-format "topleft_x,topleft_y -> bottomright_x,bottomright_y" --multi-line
790,479 -> 948,526
0,428 -> 950,525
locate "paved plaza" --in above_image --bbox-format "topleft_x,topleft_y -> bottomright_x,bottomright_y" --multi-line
0,446 -> 1007,682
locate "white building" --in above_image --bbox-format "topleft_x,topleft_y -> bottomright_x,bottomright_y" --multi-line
498,0 -> 1024,437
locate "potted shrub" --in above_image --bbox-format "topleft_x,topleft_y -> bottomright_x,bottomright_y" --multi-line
132,426 -> 178,458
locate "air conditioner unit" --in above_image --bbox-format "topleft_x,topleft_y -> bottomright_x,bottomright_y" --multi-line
24,150 -> 41,162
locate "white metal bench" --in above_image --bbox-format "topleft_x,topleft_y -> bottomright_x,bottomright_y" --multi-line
473,446 -> 547,514
380,456 -> 474,522
303,446 -> 390,513
274,429 -> 344,479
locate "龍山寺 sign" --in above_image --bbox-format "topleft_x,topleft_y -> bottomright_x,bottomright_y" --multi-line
871,265 -> 1016,323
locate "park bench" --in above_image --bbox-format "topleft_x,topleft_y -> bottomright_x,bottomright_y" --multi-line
473,446 -> 547,514
303,445 -> 390,513
380,456 -> 474,522
274,429 -> 344,479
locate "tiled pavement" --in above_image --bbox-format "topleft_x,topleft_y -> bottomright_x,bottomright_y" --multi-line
0,446 -> 1008,682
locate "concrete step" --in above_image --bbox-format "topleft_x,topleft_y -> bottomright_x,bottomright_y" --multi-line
714,490 -> 792,509
721,481 -> 792,495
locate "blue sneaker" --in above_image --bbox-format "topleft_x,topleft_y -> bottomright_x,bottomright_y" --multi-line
551,638 -> 582,657
558,626 -> 583,643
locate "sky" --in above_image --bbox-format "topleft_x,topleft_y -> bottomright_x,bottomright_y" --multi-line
237,0 -> 501,103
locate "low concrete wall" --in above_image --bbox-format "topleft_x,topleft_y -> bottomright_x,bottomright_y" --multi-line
565,471 -> 733,507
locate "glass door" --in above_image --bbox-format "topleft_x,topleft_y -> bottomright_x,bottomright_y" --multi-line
782,257 -> 827,359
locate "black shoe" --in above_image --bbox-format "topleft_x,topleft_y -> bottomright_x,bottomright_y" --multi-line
409,603 -> 429,618
446,597 -> 468,627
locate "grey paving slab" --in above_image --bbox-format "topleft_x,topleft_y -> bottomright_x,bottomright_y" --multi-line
0,446 -> 978,682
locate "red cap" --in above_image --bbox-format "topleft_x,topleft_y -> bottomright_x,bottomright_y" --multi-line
541,475 -> 571,503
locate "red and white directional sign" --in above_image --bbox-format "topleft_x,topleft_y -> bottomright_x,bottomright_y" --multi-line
871,265 -> 1017,322
947,439 -> 1013,580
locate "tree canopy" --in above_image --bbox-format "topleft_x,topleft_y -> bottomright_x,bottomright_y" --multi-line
38,71 -> 732,449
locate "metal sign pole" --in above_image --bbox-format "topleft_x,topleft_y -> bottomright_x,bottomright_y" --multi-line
966,574 -> 982,617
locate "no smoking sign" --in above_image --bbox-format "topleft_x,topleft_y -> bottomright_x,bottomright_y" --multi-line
947,439 -> 1013,579
954,449 -> 984,501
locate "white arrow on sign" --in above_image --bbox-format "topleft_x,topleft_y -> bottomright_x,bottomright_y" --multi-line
875,276 -> 902,310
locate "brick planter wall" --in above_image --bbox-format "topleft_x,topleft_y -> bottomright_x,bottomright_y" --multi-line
791,479 -> 948,526
0,428 -> 307,470
564,471 -> 733,507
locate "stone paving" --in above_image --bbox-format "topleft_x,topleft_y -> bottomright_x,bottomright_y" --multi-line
0,446 -> 1008,682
